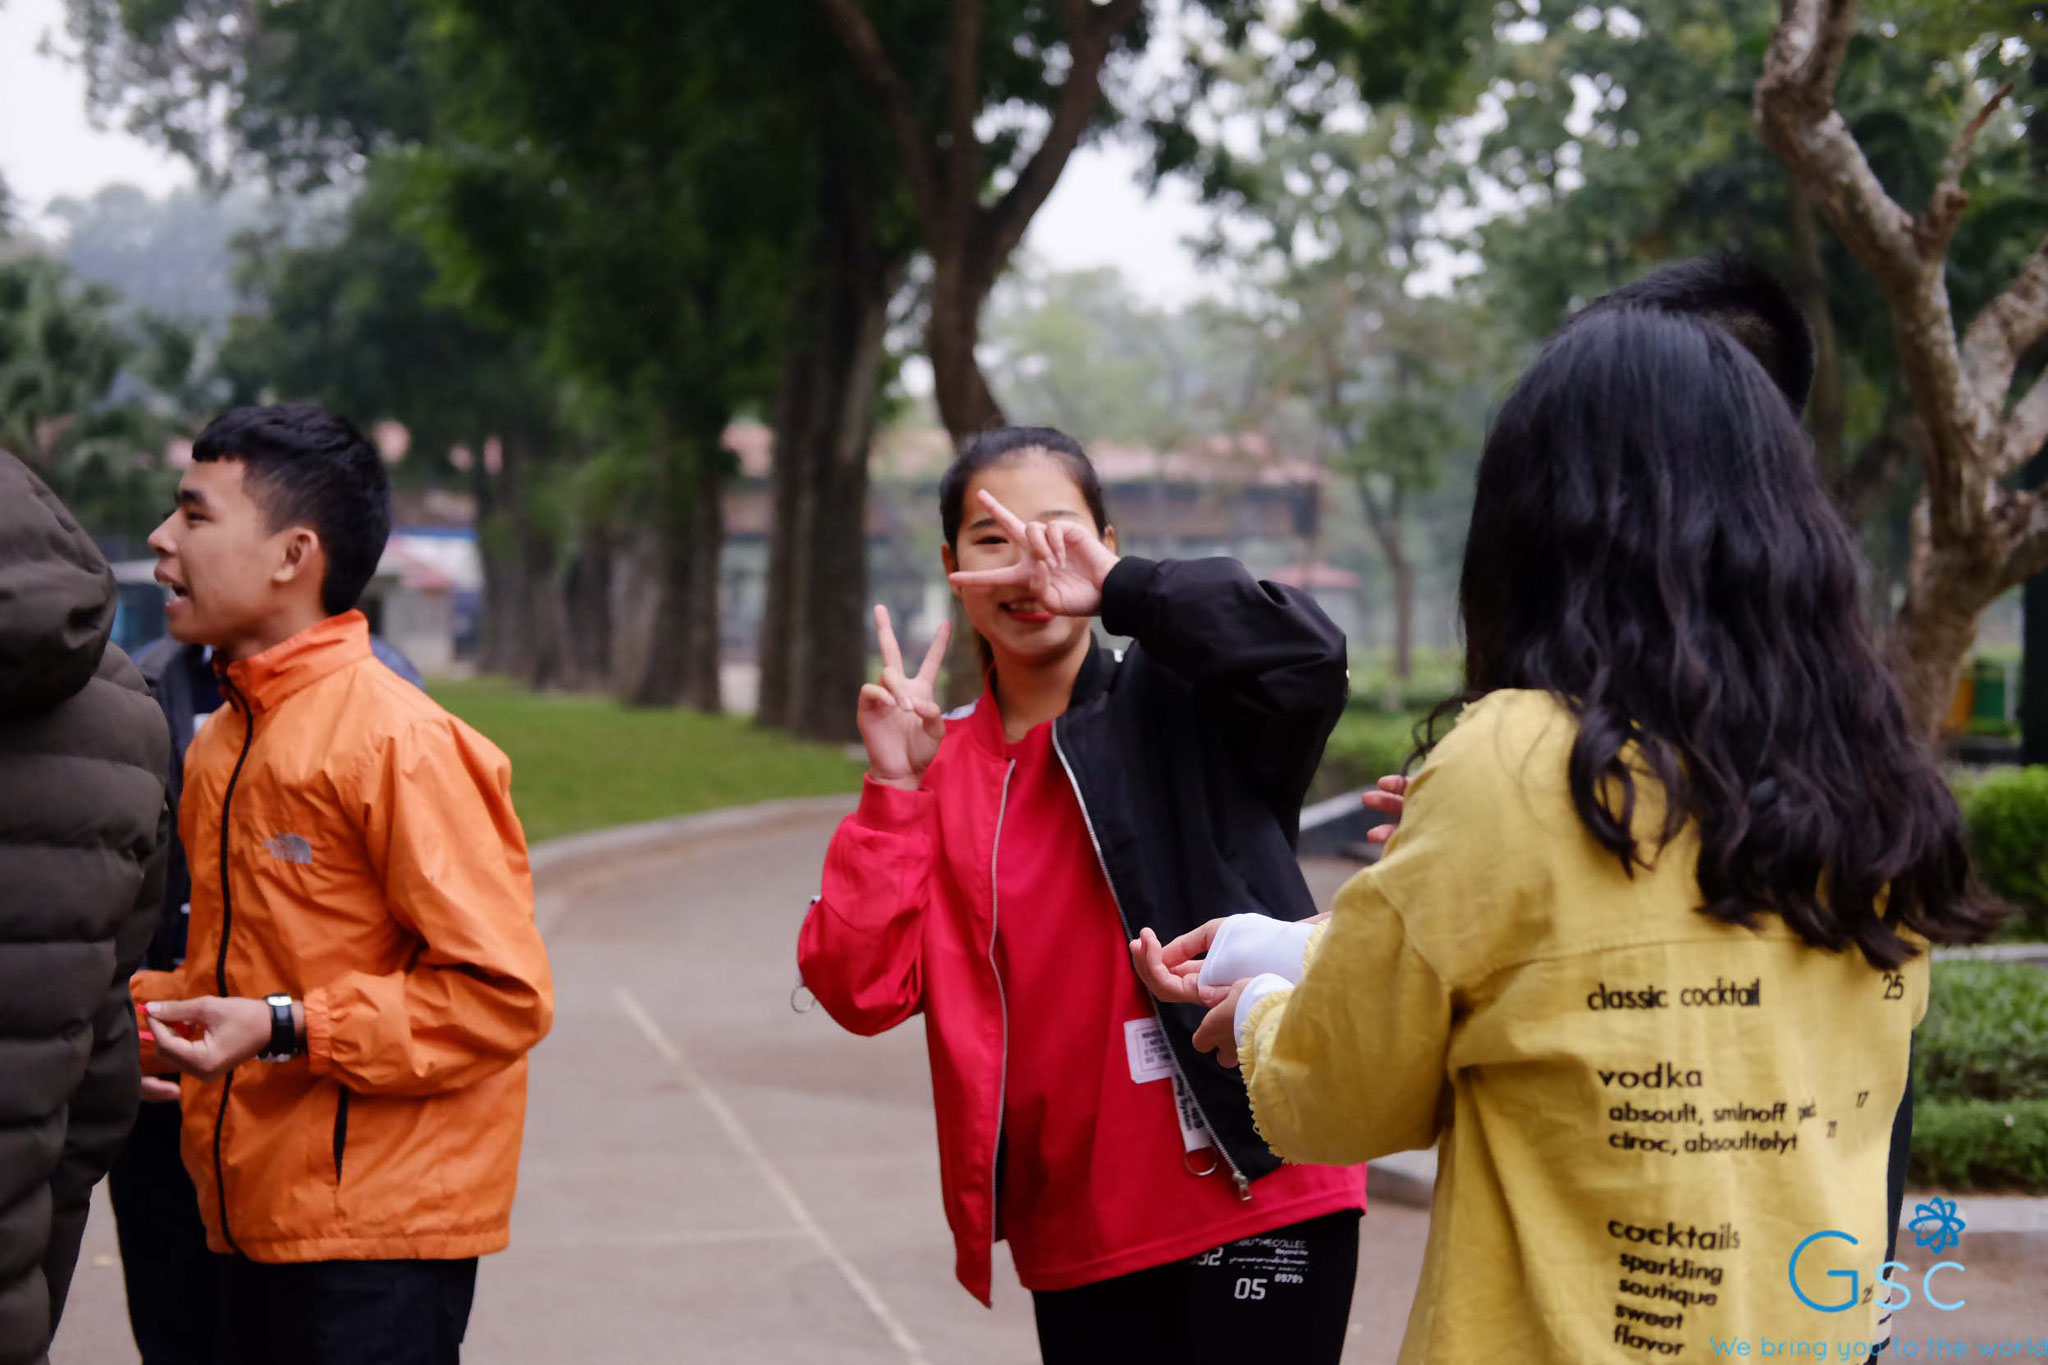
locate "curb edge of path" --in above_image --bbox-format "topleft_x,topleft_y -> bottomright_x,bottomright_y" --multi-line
529,793 -> 859,879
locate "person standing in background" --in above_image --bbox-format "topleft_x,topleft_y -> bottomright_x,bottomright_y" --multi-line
1175,274 -> 2001,1363
109,629 -> 422,1365
800,428 -> 1366,1364
0,452 -> 171,1365
130,403 -> 551,1365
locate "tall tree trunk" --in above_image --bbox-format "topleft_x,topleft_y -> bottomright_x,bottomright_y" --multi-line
760,156 -> 902,740
813,0 -> 1146,708
2023,442 -> 2048,765
632,426 -> 717,709
475,434 -> 562,687
931,254 -> 1010,708
1358,477 -> 1413,681
504,429 -> 566,691
563,527 -> 616,692
757,352 -> 808,728
472,444 -> 516,677
1390,552 -> 1415,684
1757,5 -> 2048,735
1788,186 -> 1848,474
927,254 -> 1006,442
683,441 -> 726,713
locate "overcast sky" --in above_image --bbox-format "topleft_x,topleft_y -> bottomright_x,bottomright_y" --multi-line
0,0 -> 1224,305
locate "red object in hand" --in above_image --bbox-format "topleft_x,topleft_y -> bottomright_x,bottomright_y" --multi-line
141,1003 -> 202,1040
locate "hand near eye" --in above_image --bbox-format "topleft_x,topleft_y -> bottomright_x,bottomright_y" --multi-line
946,490 -> 1118,617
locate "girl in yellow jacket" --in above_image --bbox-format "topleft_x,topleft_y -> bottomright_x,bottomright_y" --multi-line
1141,265 -> 2003,1363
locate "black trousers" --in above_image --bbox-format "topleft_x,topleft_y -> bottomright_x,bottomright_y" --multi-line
221,1256 -> 478,1365
108,1098 -> 226,1364
1030,1209 -> 1360,1365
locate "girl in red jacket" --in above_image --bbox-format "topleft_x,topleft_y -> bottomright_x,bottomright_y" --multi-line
798,427 -> 1366,1363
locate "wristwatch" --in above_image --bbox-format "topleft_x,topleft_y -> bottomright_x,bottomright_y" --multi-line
258,993 -> 301,1062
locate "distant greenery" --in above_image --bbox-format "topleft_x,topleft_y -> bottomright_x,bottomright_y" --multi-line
1313,707 -> 1434,801
431,678 -> 862,844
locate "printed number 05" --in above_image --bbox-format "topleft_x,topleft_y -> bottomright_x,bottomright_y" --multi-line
1235,1277 -> 1267,1301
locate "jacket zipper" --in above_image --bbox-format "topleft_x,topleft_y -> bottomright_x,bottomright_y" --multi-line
1051,722 -> 1253,1200
332,1087 -> 351,1183
212,673 -> 257,1253
986,758 -> 1017,1264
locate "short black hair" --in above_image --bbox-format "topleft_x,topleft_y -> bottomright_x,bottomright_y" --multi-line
192,403 -> 391,616
1575,257 -> 1815,415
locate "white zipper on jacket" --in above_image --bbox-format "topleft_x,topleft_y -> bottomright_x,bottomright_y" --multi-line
1050,723 -> 1253,1201
987,758 -> 1017,1263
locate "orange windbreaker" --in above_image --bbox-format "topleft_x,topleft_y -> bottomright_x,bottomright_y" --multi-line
132,611 -> 553,1263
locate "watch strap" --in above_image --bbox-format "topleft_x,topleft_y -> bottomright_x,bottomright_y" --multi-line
261,994 -> 299,1061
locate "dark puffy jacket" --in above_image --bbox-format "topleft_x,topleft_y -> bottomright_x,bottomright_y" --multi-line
0,454 -> 170,1365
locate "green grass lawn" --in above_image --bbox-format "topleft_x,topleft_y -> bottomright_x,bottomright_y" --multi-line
430,677 -> 865,844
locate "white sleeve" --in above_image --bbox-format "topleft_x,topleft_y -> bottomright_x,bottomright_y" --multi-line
1234,974 -> 1293,1049
1198,914 -> 1317,989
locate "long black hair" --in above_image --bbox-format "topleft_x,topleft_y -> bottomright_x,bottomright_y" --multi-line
939,425 -> 1108,548
1427,303 -> 2001,967
939,426 -> 1112,674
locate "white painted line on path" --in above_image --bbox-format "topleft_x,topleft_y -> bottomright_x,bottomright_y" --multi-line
523,1227 -> 810,1250
613,985 -> 931,1365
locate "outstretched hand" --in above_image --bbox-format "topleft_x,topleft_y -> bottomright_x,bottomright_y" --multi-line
1191,980 -> 1250,1068
1129,923 -> 1229,1007
142,997 -> 273,1081
945,490 -> 1118,617
1362,774 -> 1407,845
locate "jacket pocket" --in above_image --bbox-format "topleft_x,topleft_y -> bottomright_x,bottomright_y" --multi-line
331,1086 -> 351,1184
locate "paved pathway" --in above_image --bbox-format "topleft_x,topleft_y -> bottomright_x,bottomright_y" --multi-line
53,803 -> 2040,1362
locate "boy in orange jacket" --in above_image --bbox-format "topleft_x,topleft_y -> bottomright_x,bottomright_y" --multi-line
131,403 -> 553,1365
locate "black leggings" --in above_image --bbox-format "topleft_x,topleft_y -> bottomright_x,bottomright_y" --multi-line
1030,1210 -> 1360,1365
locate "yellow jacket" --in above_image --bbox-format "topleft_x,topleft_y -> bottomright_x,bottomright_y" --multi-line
1242,690 -> 1925,1362
134,612 -> 553,1262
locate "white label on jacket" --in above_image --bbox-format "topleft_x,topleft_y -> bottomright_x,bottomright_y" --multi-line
1172,1076 -> 1212,1154
1125,1017 -> 1176,1084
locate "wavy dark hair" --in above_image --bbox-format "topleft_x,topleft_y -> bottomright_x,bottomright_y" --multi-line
1423,302 -> 2001,967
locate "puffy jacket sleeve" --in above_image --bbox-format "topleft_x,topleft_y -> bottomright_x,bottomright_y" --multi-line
797,778 -> 935,1036
1098,556 -> 1348,823
43,790 -> 167,1336
303,716 -> 554,1096
53,787 -> 167,1197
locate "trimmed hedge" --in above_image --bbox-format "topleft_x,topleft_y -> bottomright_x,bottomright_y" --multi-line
1913,962 -> 2048,1104
1910,961 -> 2048,1192
1311,708 -> 1432,802
1959,766 -> 2048,941
1907,1098 -> 2048,1192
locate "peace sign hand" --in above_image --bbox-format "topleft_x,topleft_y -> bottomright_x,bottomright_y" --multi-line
945,490 -> 1118,617
859,606 -> 952,791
